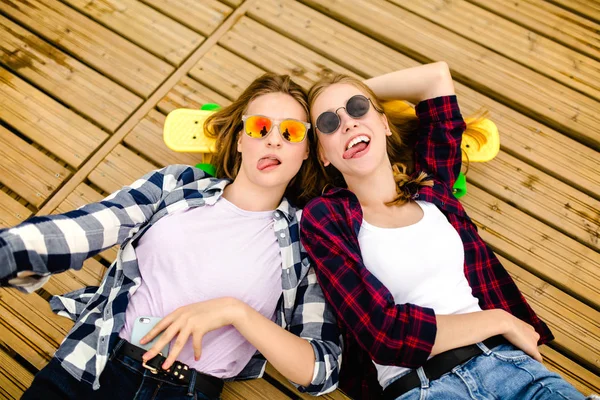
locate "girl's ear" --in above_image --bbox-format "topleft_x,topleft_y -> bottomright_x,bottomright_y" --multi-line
319,145 -> 331,167
381,114 -> 392,137
237,131 -> 243,152
303,143 -> 309,161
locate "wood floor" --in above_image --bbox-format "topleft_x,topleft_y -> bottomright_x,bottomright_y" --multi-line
0,0 -> 598,398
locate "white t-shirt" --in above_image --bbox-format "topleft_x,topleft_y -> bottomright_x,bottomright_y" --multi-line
358,200 -> 481,388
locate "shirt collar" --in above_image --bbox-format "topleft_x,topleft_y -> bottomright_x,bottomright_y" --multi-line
216,179 -> 296,223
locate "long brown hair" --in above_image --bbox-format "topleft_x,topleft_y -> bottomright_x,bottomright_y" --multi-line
308,74 -> 432,206
204,73 -> 321,207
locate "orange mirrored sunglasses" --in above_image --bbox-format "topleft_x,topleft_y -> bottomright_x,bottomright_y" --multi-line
242,115 -> 310,143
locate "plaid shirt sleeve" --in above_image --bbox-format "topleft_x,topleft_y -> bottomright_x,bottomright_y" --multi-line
301,192 -> 437,368
0,164 -> 204,293
414,95 -> 466,189
288,262 -> 342,395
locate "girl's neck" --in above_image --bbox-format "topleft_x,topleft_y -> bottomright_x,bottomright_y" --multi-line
345,160 -> 398,211
223,172 -> 285,212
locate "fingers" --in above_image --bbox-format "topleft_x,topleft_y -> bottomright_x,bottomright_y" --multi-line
533,349 -> 543,363
162,328 -> 191,370
140,314 -> 177,345
192,333 -> 203,361
143,322 -> 181,361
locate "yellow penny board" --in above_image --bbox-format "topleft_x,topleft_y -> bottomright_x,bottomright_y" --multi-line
163,108 -> 217,153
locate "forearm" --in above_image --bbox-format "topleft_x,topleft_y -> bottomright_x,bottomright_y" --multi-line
233,301 -> 315,386
364,61 -> 455,103
431,309 -> 508,356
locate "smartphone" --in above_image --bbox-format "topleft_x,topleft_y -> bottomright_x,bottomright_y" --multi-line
131,316 -> 170,357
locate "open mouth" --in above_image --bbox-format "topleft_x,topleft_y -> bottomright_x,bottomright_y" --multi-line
257,156 -> 282,171
343,135 -> 371,159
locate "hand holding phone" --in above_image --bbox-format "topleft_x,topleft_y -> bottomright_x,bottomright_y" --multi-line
131,317 -> 170,356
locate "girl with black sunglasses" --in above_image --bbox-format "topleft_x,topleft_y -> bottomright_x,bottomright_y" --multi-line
300,62 -> 588,400
0,74 -> 341,400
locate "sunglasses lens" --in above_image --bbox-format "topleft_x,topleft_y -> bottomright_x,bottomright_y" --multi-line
346,95 -> 370,118
279,120 -> 307,143
316,112 -> 340,134
245,116 -> 272,138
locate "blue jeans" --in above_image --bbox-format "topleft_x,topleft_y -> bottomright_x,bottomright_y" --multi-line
391,343 -> 587,400
22,340 -> 219,400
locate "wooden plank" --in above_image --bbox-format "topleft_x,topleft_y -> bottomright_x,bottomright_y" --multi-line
88,145 -> 158,194
468,0 -> 600,61
53,183 -> 106,214
468,151 -> 600,252
0,346 -> 33,400
36,0 -> 257,215
500,255 -> 600,372
0,126 -> 71,208
140,0 -> 233,36
62,0 -> 204,66
393,0 -> 600,102
265,364 -> 350,400
124,109 -> 204,167
541,346 -> 600,396
52,183 -> 119,263
0,15 -> 142,132
299,0 -> 600,150
223,378 -> 292,400
219,16 -> 358,91
249,0 -> 600,200
1,0 -> 174,98
156,76 -> 230,115
0,288 -> 72,369
0,190 -> 32,228
43,257 -> 106,296
189,45 -> 265,100
461,185 -> 600,309
0,67 -> 108,168
220,0 -> 243,7
547,0 -> 600,24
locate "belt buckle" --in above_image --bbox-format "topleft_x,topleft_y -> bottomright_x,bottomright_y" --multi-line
142,353 -> 163,374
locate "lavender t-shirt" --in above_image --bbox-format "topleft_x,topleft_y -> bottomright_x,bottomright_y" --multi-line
119,197 -> 282,378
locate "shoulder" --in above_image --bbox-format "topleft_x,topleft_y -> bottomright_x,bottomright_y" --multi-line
302,188 -> 363,234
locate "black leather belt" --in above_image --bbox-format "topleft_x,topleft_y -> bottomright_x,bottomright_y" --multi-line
117,341 -> 224,398
382,335 -> 509,400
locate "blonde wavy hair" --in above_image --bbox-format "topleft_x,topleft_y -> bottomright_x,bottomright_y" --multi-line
204,73 -> 320,207
308,74 -> 433,206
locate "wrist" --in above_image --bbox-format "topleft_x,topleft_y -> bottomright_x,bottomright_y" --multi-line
220,297 -> 245,325
225,297 -> 250,326
492,309 -> 512,335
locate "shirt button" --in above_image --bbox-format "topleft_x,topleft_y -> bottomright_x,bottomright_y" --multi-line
280,232 -> 286,238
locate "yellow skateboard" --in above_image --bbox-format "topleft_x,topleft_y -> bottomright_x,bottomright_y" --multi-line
163,104 -> 220,153
163,102 -> 499,197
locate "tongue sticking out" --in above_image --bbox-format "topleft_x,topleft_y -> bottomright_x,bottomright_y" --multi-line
257,158 -> 281,170
343,142 -> 369,159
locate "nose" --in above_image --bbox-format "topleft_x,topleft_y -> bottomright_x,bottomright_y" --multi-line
338,109 -> 359,133
266,125 -> 283,148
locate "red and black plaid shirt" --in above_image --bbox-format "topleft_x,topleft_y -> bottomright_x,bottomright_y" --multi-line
300,95 -> 553,399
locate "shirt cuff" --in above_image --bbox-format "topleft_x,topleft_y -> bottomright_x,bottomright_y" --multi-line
292,337 -> 341,396
415,95 -> 462,124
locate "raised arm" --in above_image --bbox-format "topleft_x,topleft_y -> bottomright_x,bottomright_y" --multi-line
364,61 -> 455,104
0,164 -> 206,293
366,62 -> 464,188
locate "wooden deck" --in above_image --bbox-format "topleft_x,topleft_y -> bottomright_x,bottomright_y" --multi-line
0,0 -> 598,398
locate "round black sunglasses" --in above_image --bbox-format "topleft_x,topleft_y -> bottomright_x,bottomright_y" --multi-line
315,94 -> 372,134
